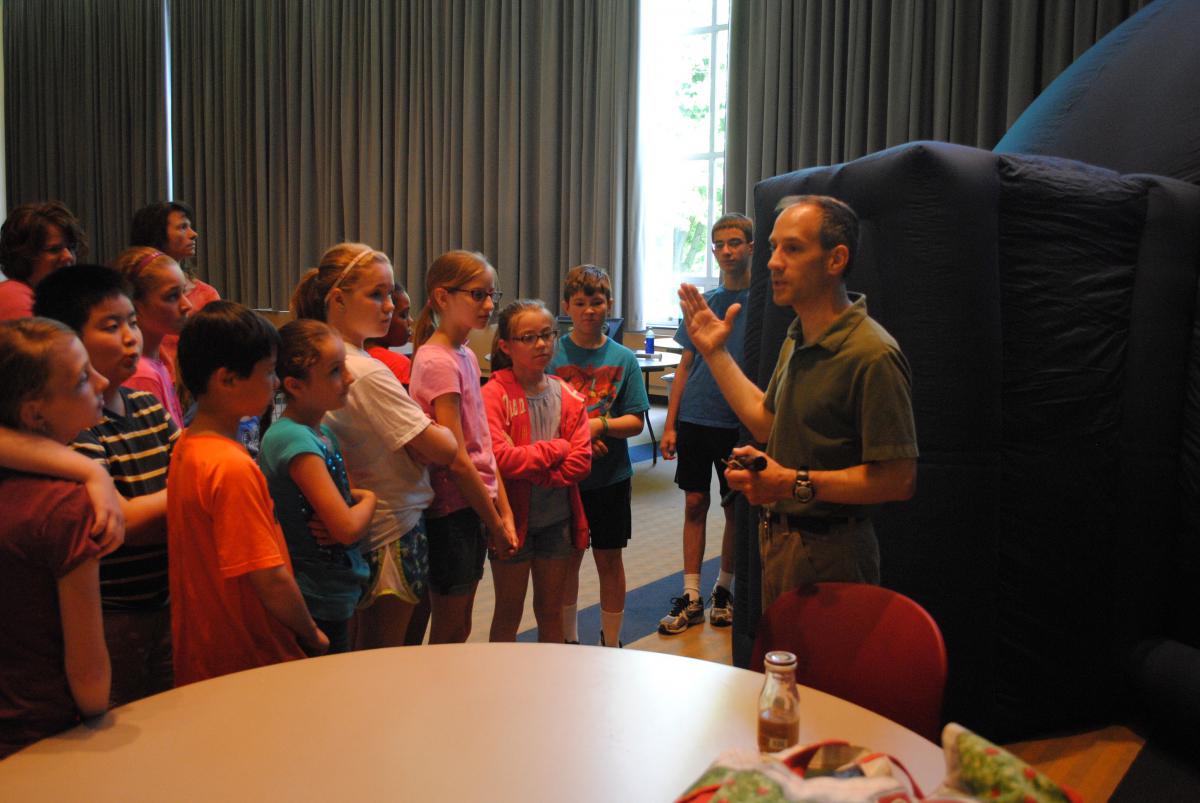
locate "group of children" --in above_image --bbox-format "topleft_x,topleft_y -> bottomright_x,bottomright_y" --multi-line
0,224 -> 670,757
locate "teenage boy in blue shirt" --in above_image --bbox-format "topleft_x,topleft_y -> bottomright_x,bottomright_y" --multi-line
659,215 -> 753,634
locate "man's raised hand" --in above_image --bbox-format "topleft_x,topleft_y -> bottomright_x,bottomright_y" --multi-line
678,282 -> 740,358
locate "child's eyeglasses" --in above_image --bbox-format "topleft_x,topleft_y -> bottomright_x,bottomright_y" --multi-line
448,287 -> 504,305
510,329 -> 560,347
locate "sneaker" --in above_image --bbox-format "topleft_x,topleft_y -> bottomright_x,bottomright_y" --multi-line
599,632 -> 623,648
658,595 -> 704,635
708,585 -> 733,627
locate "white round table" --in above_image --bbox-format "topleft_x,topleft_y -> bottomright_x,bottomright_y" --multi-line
0,644 -> 945,801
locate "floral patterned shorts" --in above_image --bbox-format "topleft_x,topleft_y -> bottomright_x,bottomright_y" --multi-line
359,518 -> 428,607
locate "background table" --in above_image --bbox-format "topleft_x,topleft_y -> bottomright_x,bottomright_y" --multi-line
635,350 -> 681,465
0,644 -> 945,801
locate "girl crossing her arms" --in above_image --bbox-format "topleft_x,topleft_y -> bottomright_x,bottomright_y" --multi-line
482,300 -> 591,643
258,319 -> 377,654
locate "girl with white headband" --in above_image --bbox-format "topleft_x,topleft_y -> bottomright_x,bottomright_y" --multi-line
291,243 -> 456,649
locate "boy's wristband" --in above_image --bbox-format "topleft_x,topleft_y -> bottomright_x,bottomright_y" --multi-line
600,414 -> 610,437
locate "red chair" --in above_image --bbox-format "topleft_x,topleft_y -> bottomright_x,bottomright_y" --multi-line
750,582 -> 947,742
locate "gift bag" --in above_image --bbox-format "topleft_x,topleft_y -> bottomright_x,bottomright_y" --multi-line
677,725 -> 1082,803
938,724 -> 1082,803
677,740 -> 930,802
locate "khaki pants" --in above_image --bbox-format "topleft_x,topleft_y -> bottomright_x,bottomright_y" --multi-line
758,513 -> 880,610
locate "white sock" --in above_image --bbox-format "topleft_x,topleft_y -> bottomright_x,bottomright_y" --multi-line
715,570 -> 734,593
683,573 -> 701,602
601,609 -> 623,647
563,604 -> 578,642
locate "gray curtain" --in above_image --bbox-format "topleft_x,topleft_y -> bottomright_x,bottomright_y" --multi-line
168,0 -> 639,315
3,0 -> 167,264
726,0 -> 1154,216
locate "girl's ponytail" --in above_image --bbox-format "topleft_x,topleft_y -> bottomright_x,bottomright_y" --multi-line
412,297 -> 438,351
291,267 -> 327,321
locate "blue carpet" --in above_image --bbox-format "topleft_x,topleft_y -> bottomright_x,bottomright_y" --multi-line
629,441 -> 656,465
517,555 -> 722,643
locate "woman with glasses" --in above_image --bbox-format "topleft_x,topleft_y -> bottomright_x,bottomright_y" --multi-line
0,202 -> 84,321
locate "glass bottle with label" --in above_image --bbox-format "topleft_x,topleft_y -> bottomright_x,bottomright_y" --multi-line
758,650 -> 800,752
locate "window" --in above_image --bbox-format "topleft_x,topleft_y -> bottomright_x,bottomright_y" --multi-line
638,0 -> 731,325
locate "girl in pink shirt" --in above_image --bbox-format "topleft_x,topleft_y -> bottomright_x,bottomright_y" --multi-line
112,247 -> 192,425
410,251 -> 518,643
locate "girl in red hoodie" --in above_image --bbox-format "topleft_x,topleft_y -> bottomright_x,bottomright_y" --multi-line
482,300 -> 592,642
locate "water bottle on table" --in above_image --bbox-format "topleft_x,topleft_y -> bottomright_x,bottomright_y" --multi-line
644,329 -> 655,355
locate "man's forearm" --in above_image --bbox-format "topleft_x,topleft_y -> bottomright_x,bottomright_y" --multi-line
810,459 -> 916,505
737,457 -> 917,506
704,348 -> 773,441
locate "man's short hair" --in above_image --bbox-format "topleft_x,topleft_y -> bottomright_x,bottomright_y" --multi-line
0,202 -> 87,282
130,201 -> 194,252
33,265 -> 132,332
712,213 -> 753,243
562,264 -> 612,303
178,300 -> 280,398
776,195 -> 860,276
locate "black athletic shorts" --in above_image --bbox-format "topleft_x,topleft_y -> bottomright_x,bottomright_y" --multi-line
426,507 -> 487,595
580,478 -> 632,550
673,420 -> 739,498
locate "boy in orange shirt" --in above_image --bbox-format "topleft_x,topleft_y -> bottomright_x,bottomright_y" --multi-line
168,302 -> 327,686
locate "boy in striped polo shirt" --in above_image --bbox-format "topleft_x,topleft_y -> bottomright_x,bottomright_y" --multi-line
36,265 -> 179,705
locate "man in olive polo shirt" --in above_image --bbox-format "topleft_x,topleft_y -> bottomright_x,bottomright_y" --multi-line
678,195 -> 917,608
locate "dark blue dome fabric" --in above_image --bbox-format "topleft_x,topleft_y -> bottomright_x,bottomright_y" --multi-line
996,0 -> 1200,184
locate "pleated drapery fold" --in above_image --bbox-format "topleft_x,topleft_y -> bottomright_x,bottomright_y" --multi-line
725,0 -> 1153,217
167,0 -> 639,315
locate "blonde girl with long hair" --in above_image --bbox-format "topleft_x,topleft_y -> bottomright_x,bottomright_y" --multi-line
291,243 -> 456,649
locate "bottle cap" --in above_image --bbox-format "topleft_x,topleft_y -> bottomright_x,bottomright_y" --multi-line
764,650 -> 797,671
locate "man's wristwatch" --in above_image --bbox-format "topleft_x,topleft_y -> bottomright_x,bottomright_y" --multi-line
792,467 -> 815,503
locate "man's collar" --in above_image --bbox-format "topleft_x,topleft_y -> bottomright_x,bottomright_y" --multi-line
788,293 -> 868,353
